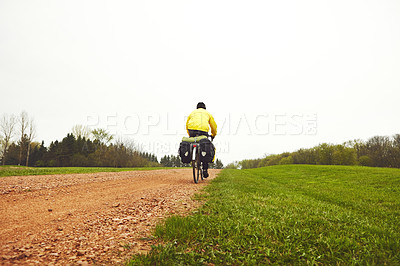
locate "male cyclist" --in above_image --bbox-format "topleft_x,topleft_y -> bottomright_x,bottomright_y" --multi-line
186,102 -> 217,178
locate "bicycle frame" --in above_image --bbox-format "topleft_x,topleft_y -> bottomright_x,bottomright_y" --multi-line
191,144 -> 197,161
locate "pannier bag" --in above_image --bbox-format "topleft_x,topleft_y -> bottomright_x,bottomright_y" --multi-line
179,141 -> 191,164
199,138 -> 215,163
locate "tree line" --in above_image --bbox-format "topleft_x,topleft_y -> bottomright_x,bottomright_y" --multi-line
159,154 -> 224,169
0,112 -> 158,167
235,133 -> 400,169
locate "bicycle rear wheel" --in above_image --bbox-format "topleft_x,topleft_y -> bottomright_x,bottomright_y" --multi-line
192,159 -> 199,184
192,146 -> 203,184
199,156 -> 203,181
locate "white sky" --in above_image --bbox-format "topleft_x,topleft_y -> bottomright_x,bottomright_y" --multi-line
1,0 -> 399,165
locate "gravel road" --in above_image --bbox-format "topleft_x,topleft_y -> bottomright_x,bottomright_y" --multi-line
0,169 -> 220,265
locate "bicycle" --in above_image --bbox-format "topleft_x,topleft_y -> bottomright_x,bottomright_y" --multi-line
191,134 -> 212,184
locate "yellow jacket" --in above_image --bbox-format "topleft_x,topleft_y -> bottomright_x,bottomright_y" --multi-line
186,108 -> 217,137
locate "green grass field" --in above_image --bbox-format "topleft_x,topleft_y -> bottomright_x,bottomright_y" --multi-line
0,165 -> 164,177
129,165 -> 400,265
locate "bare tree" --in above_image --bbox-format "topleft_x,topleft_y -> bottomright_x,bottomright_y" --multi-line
72,124 -> 91,140
0,114 -> 16,165
18,111 -> 29,165
0,137 -> 3,162
25,117 -> 36,167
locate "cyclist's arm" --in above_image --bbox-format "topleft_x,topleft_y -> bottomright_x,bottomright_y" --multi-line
209,114 -> 217,137
186,114 -> 191,136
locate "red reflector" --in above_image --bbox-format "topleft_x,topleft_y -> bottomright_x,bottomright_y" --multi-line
193,145 -> 197,147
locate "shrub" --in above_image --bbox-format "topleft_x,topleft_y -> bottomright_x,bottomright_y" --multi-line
279,156 -> 293,165
359,155 -> 373,166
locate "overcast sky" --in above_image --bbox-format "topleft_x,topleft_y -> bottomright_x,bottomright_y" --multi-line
1,0 -> 399,165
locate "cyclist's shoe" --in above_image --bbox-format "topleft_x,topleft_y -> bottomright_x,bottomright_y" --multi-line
203,169 -> 209,178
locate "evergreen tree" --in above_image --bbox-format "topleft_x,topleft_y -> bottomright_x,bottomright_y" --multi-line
215,159 -> 224,169
59,133 -> 76,166
160,155 -> 169,167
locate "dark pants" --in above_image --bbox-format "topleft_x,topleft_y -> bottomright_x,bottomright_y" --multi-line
188,129 -> 209,170
188,129 -> 208,137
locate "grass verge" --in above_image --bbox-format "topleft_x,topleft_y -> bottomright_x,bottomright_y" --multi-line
0,165 -> 167,177
128,165 -> 400,265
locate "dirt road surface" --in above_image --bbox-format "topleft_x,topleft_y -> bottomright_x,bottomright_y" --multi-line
0,169 -> 220,265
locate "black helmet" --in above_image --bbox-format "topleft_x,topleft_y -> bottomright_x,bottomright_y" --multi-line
197,102 -> 206,109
